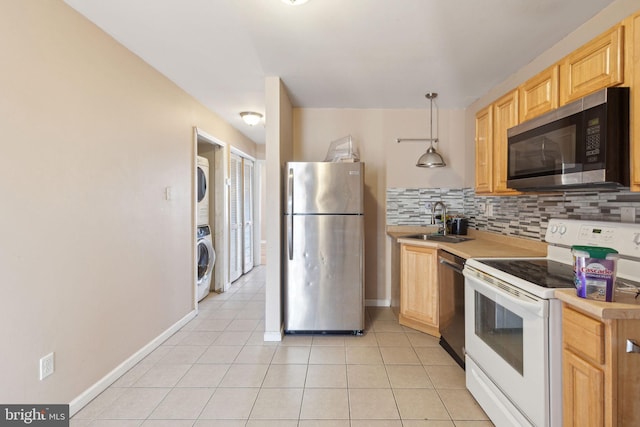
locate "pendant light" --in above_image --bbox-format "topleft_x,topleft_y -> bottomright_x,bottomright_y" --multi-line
395,93 -> 447,168
416,93 -> 446,168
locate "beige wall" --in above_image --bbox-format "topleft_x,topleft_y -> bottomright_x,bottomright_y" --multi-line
264,77 -> 293,340
293,108 -> 468,303
0,1 -> 255,406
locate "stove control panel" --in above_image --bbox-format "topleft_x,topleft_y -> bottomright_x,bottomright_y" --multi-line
546,219 -> 640,257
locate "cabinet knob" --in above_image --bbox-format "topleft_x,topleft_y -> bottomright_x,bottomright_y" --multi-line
626,339 -> 640,353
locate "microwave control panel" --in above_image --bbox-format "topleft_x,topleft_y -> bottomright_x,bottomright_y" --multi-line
585,117 -> 601,160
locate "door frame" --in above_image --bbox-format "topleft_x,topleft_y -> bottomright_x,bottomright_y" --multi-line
194,127 -> 230,308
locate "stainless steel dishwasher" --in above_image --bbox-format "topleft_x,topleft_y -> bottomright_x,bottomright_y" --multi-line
438,250 -> 466,369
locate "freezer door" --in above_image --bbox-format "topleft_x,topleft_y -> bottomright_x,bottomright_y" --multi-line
285,214 -> 364,332
286,162 -> 363,214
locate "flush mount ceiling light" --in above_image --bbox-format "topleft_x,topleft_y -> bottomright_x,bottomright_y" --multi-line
239,111 -> 263,126
281,0 -> 310,5
396,92 -> 446,168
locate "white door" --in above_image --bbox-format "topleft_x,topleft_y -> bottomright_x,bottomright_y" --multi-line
229,153 -> 243,282
243,159 -> 254,273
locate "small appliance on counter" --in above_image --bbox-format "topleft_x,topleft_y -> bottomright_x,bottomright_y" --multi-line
449,217 -> 468,235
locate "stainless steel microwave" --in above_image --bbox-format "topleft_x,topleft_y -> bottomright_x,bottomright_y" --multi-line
506,87 -> 629,191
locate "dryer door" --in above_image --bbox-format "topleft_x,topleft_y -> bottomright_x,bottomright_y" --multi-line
197,166 -> 207,203
197,238 -> 214,283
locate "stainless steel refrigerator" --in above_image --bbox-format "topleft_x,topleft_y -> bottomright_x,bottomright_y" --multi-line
284,161 -> 365,333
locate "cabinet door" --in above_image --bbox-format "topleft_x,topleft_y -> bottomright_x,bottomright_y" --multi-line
400,244 -> 438,335
560,24 -> 624,105
631,13 -> 640,191
475,105 -> 493,194
492,90 -> 520,195
519,65 -> 559,122
563,348 -> 605,427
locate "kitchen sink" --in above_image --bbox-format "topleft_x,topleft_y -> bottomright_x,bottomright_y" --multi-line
403,233 -> 474,243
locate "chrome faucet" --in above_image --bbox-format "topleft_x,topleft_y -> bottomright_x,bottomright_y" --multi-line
432,201 -> 447,235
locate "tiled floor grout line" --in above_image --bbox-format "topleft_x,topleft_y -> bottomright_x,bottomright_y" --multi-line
71,266 -> 493,426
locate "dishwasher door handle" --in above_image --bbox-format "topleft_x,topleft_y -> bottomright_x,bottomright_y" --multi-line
439,258 -> 464,274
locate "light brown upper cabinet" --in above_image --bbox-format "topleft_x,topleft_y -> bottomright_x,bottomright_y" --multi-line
474,91 -> 520,196
630,12 -> 640,191
474,10 -> 640,195
475,105 -> 493,194
492,90 -> 520,195
560,24 -> 624,105
519,65 -> 559,122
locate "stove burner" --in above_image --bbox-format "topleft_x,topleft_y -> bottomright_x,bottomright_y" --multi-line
481,259 -> 576,289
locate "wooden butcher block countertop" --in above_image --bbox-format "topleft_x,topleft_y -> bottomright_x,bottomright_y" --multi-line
388,226 -> 547,259
555,289 -> 640,319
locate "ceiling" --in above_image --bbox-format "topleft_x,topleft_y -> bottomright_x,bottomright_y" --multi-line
64,0 -> 614,145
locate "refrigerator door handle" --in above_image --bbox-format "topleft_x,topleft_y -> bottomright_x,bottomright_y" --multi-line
288,168 -> 294,260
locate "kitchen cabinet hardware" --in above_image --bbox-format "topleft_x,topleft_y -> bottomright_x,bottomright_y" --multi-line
439,257 -> 464,274
626,339 -> 640,353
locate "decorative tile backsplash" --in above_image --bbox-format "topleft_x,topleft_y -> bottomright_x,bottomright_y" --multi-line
387,187 -> 640,241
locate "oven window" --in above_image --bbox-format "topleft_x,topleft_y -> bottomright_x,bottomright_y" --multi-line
474,291 -> 524,375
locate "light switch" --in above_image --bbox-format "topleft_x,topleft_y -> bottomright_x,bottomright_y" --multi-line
165,186 -> 173,200
621,207 -> 635,223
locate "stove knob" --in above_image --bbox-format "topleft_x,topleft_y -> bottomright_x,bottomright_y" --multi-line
550,225 -> 558,234
634,233 -> 640,246
559,225 -> 567,235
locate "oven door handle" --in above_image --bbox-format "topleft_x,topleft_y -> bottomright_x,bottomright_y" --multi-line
464,270 -> 547,318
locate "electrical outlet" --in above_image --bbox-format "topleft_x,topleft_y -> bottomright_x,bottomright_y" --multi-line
487,204 -> 494,217
621,207 -> 636,223
478,202 -> 486,214
40,352 -> 54,380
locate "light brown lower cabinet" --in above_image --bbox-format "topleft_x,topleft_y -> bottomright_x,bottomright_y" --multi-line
399,244 -> 439,337
562,304 -> 640,426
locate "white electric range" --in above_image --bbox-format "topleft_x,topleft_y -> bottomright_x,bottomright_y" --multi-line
463,218 -> 640,427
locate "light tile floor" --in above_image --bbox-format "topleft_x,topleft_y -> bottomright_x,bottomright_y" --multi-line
72,266 -> 494,426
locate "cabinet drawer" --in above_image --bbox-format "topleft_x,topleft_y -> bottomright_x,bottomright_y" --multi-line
563,306 -> 604,365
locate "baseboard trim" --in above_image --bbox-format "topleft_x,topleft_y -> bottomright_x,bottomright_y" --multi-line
365,299 -> 391,307
69,309 -> 197,416
263,327 -> 283,342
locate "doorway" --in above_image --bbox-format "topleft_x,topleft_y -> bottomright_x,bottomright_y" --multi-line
195,128 -> 229,299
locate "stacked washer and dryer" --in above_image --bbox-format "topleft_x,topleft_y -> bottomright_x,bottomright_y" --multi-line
196,156 -> 215,302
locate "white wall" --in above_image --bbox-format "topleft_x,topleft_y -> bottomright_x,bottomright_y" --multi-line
0,1 -> 255,407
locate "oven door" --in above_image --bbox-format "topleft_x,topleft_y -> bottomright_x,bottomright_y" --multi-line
464,267 -> 550,427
